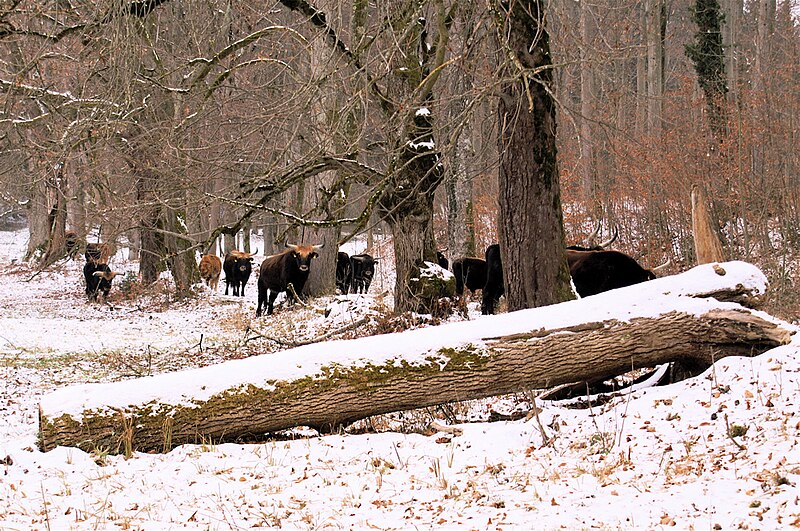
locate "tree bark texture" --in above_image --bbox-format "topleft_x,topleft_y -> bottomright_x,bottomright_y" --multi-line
691,184 -> 726,264
38,263 -> 790,454
496,0 -> 573,310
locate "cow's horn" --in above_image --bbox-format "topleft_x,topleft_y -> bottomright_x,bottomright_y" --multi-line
584,221 -> 602,247
285,243 -> 298,250
312,243 -> 324,251
597,227 -> 619,249
651,257 -> 671,275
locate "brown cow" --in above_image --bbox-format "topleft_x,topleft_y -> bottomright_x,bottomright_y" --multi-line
199,254 -> 222,292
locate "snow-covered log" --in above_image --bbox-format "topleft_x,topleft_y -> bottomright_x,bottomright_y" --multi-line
38,262 -> 792,454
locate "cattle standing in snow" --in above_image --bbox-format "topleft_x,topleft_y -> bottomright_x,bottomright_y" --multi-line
566,249 -> 657,297
256,243 -> 323,316
85,242 -> 112,265
336,251 -> 352,294
436,251 -> 449,270
478,240 -> 661,312
199,254 -> 222,292
84,262 -> 119,302
223,250 -> 255,296
452,256 -> 487,297
349,253 -> 378,294
481,244 -> 504,315
83,241 -> 117,301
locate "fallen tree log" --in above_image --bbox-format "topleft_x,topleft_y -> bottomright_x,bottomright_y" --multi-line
39,262 -> 793,454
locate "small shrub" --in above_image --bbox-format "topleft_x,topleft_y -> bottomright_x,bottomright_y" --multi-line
117,271 -> 143,300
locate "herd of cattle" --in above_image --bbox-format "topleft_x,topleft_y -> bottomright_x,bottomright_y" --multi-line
449,236 -> 665,315
81,232 -> 665,316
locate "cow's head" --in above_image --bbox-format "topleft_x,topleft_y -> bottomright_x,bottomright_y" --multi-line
286,243 -> 323,272
229,250 -> 255,272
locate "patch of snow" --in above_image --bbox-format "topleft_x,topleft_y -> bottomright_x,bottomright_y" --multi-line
0,228 -> 798,530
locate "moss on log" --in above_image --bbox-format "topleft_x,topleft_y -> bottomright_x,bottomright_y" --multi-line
39,307 -> 790,455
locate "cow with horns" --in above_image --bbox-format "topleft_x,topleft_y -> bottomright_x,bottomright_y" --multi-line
349,253 -> 378,294
256,243 -> 323,316
223,250 -> 255,297
566,226 -> 618,252
479,242 -> 668,313
566,249 -> 667,297
83,241 -> 119,302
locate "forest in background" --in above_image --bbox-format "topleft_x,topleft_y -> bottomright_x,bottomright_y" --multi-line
0,0 -> 798,318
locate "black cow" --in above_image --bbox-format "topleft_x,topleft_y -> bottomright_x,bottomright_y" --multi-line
482,244 -> 504,315
436,251 -> 449,270
452,257 -> 487,296
84,262 -> 119,302
478,241 -> 655,311
223,250 -> 255,296
350,253 -> 378,294
256,243 -> 322,316
567,249 -> 656,297
336,251 -> 352,294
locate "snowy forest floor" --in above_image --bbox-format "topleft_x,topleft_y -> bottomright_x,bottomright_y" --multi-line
1,228 -> 799,530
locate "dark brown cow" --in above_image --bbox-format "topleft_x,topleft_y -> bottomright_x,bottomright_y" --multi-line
223,250 -> 255,296
256,243 -> 322,316
349,253 -> 378,294
84,263 -> 120,302
566,249 -> 657,297
451,257 -> 487,296
481,244 -> 504,315
199,254 -> 222,292
479,242 -> 662,312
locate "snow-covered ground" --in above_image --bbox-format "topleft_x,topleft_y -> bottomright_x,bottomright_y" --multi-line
1,228 -> 799,530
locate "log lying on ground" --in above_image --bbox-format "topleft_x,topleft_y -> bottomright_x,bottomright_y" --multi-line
39,262 -> 792,454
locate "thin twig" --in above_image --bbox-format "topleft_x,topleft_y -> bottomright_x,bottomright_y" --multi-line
526,397 -> 552,446
724,414 -> 747,452
248,317 -> 370,348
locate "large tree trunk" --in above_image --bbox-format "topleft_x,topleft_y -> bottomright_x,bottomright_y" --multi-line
496,0 -> 573,310
38,262 -> 789,454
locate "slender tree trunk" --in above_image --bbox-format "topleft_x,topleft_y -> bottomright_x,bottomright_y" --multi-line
135,165 -> 163,285
579,0 -> 598,216
40,161 -> 68,267
496,0 -> 573,310
645,0 -> 665,136
722,0 -> 741,106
